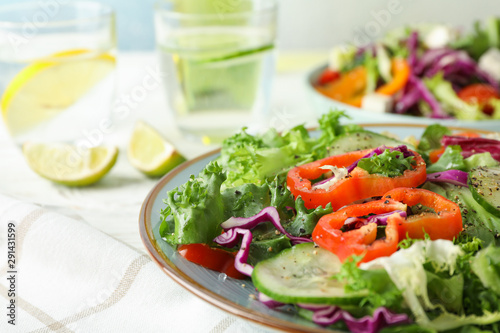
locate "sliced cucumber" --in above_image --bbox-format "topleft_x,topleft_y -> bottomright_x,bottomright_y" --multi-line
469,166 -> 500,218
251,243 -> 367,305
328,131 -> 414,156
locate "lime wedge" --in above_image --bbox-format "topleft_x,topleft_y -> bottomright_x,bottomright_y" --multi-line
128,122 -> 186,177
23,142 -> 118,186
2,49 -> 115,136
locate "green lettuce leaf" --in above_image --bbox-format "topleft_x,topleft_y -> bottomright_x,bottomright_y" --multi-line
218,125 -> 313,187
221,183 -> 270,219
361,239 -> 500,330
160,161 -> 226,245
364,52 -> 380,94
464,153 -> 500,170
334,256 -> 405,312
428,312 -> 500,331
284,197 -> 333,236
218,110 -> 357,188
379,325 -> 436,333
357,149 -> 416,177
269,177 -> 295,221
426,145 -> 466,173
452,17 -> 500,59
424,74 -> 487,120
247,235 -> 291,266
471,245 -> 500,295
418,124 -> 452,152
425,270 -> 464,313
361,239 -> 463,326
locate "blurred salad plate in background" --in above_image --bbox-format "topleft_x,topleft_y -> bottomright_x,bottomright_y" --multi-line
308,17 -> 500,130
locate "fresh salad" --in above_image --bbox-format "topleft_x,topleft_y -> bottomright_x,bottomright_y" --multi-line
315,17 -> 500,120
159,110 -> 500,332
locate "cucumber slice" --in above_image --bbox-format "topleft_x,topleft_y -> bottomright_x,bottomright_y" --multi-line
252,243 -> 367,304
328,131 -> 414,156
469,166 -> 500,218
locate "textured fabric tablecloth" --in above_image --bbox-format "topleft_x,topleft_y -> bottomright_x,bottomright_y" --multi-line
0,195 -> 273,333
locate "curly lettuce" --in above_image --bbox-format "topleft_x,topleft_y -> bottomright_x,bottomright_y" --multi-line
218,110 -> 361,188
357,149 -> 416,177
160,161 -> 226,244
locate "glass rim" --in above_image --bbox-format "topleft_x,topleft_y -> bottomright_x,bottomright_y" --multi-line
153,0 -> 277,19
0,1 -> 114,28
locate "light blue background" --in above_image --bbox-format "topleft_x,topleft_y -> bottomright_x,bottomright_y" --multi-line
0,0 -> 157,50
1,0 -> 499,51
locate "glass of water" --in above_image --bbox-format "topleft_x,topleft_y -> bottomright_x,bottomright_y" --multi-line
154,0 -> 277,142
0,1 -> 116,146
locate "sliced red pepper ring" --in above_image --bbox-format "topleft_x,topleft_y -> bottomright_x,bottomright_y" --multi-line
315,199 -> 407,230
287,147 -> 427,210
382,188 -> 463,241
312,200 -> 404,264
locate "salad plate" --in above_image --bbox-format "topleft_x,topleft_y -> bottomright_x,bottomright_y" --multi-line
307,65 -> 500,131
139,123 -> 493,333
306,18 -> 500,131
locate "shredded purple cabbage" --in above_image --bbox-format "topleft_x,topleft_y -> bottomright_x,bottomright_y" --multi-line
257,292 -> 284,308
414,48 -> 456,75
344,210 -> 407,231
409,76 -> 452,119
346,145 -> 414,173
407,31 -> 419,69
442,136 -> 500,161
397,43 -> 499,119
395,79 -> 421,114
423,52 -> 500,91
427,170 -> 468,187
298,305 -> 411,333
221,207 -> 312,245
213,228 -> 253,277
424,51 -> 470,77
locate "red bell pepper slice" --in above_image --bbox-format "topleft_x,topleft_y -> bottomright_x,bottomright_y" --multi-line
287,148 -> 427,210
312,188 -> 462,264
318,69 -> 341,85
382,188 -> 463,241
312,198 -> 406,264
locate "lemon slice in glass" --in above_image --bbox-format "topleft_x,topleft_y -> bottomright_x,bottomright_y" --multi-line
128,121 -> 186,177
1,49 -> 115,136
23,142 -> 118,186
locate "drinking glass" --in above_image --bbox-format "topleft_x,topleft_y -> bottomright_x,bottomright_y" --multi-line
0,1 -> 116,146
154,0 -> 277,142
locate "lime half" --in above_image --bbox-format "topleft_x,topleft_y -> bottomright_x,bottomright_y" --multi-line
23,142 -> 118,186
128,121 -> 186,177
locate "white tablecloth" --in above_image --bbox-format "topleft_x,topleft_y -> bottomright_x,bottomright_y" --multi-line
0,51 -> 325,332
